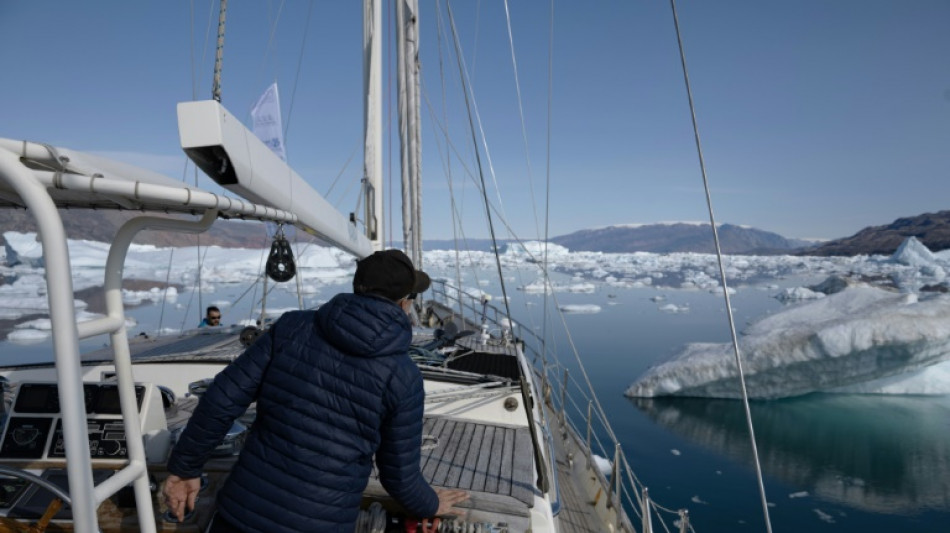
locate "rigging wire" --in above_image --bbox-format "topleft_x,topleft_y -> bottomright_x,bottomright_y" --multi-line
243,0 -> 313,312
428,3 -> 596,398
281,0 -> 314,143
502,0 -> 543,242
247,238 -> 270,324
540,0 -> 555,403
490,0 -> 562,346
422,94 -> 562,337
445,1 -> 513,322
254,2 -> 305,312
253,0 -> 285,95
423,109 -> 485,302
432,1 -> 479,311
430,2 -> 678,526
441,2 -> 516,249
667,0 -> 773,531
323,144 -> 360,201
293,238 -> 304,310
157,248 -> 176,335
424,6 -> 550,308
195,223 -> 203,321
179,245 -> 213,333
423,82 -> 565,317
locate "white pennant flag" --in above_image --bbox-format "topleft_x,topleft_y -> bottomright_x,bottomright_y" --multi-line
251,83 -> 291,238
250,82 -> 287,162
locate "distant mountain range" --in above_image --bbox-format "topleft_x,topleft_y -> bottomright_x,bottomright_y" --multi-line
2,210 -> 949,256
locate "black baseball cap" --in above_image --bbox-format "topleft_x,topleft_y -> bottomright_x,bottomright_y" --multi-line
353,249 -> 431,301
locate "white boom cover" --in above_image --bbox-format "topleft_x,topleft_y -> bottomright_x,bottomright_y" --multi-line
178,100 -> 373,258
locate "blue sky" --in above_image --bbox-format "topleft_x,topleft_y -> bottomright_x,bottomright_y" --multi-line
1,1 -> 949,243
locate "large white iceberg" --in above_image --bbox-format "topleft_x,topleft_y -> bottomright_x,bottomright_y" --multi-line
627,285 -> 950,399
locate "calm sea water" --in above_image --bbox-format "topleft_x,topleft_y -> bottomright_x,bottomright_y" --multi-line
3,267 -> 949,533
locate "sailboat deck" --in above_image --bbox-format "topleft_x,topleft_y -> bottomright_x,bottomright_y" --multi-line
554,455 -> 603,533
366,415 -> 537,520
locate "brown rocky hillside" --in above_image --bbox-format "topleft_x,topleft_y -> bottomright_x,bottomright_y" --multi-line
806,211 -> 950,256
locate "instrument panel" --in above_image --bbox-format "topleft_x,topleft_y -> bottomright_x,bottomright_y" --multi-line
0,383 -> 149,462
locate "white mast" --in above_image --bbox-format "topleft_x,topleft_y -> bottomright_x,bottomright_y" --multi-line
363,0 -> 384,250
396,0 -> 423,265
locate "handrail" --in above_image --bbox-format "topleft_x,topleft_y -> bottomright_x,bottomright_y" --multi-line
91,209 -> 220,532
0,148 -> 99,533
429,279 -> 690,532
0,144 -> 321,533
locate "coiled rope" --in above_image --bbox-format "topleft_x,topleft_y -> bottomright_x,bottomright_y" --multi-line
354,502 -> 386,533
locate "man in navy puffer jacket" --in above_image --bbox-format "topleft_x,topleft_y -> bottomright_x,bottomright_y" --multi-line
163,250 -> 468,532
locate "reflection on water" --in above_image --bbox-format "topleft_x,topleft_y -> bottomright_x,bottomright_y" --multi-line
631,395 -> 950,514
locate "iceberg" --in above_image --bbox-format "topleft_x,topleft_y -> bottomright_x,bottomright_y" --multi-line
627,285 -> 950,399
892,235 -> 938,267
502,240 -> 570,261
774,286 -> 825,301
3,231 -> 45,268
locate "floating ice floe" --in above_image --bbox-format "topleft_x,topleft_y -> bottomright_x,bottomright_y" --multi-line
565,283 -> 596,293
7,329 -> 49,343
14,310 -> 106,331
813,509 -> 835,524
522,280 -> 596,294
591,455 -> 612,477
0,297 -> 87,313
709,286 -> 736,296
627,285 -> 950,399
521,280 -> 553,294
774,287 -> 825,301
559,304 -> 601,314
123,286 -> 179,305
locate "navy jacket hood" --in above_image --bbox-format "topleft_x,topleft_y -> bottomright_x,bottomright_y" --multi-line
316,293 -> 412,357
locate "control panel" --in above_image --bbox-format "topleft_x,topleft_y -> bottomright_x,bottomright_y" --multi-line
0,382 -> 168,463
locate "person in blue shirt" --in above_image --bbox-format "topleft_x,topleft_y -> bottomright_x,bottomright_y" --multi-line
163,249 -> 468,532
198,306 -> 222,327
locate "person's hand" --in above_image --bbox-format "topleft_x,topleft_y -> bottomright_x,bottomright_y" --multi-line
434,487 -> 469,516
162,474 -> 202,522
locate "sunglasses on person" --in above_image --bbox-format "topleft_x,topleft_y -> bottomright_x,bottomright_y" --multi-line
208,315 -> 221,321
